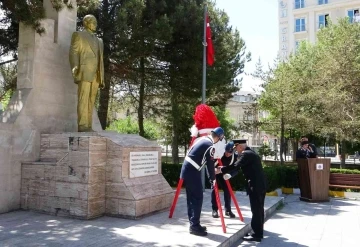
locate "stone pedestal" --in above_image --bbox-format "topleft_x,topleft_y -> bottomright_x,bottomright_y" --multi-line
0,0 -> 101,213
21,132 -> 173,219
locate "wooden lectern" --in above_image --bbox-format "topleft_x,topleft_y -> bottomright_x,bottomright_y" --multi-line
297,158 -> 331,202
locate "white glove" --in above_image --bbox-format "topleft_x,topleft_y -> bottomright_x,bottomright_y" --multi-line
213,138 -> 226,159
189,125 -> 198,137
223,174 -> 232,180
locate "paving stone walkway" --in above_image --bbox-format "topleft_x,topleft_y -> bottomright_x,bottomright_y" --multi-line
0,190 -> 282,247
236,195 -> 360,247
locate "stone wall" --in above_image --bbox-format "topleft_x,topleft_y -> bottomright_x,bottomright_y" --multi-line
105,140 -> 173,218
21,132 -> 173,219
21,133 -> 106,219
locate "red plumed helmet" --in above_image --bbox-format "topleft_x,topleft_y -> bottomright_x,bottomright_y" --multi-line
190,104 -> 220,138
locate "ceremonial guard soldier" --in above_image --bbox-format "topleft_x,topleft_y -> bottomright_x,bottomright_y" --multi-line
180,127 -> 225,236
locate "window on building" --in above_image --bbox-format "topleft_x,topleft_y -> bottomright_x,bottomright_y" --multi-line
295,40 -> 300,52
348,9 -> 360,23
294,0 -> 305,9
295,18 -> 306,32
318,14 -> 329,28
318,0 -> 328,5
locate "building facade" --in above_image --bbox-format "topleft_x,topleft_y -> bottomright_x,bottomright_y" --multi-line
226,91 -> 272,148
279,0 -> 360,59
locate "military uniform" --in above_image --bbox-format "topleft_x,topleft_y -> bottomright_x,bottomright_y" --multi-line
180,136 -> 216,234
211,152 -> 238,214
222,145 -> 266,240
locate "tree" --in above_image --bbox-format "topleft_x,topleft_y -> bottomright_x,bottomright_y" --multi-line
107,116 -> 161,140
161,1 -> 250,163
258,143 -> 274,160
256,18 -> 360,167
0,62 -> 16,108
1,1 -> 250,165
109,0 -> 172,136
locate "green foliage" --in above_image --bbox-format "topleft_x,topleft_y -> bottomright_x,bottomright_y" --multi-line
255,18 -> 360,166
0,63 -> 17,108
161,163 -> 182,187
330,168 -> 360,174
258,144 -> 275,160
161,162 -> 360,192
263,166 -> 280,192
107,117 -> 160,140
161,1 -> 250,162
213,106 -> 240,140
259,19 -> 360,141
1,1 -> 250,164
0,90 -> 13,109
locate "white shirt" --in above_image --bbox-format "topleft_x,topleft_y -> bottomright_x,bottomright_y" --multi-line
353,14 -> 360,23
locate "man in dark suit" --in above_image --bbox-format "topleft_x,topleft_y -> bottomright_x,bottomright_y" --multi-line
300,136 -> 318,158
69,15 -> 104,132
220,139 -> 266,242
296,141 -> 315,159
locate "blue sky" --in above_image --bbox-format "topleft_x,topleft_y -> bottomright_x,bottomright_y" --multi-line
214,0 -> 279,92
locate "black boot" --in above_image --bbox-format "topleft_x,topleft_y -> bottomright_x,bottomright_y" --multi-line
199,225 -> 207,231
212,210 -> 219,218
242,235 -> 262,242
225,210 -> 235,218
189,225 -> 207,236
245,232 -> 263,239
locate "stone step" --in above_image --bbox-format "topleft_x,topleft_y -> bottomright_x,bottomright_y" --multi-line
39,133 -> 101,161
21,161 -> 57,182
22,161 -> 57,166
40,134 -> 69,162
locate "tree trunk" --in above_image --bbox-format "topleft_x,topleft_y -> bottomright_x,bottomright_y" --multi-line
292,139 -> 298,161
138,57 -> 145,137
340,140 -> 346,169
97,0 -> 111,130
170,76 -> 179,164
280,116 -> 285,164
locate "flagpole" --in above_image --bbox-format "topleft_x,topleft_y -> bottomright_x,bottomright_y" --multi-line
202,4 -> 207,104
201,3 -> 207,192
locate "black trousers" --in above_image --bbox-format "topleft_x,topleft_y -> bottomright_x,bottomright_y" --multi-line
180,163 -> 203,228
249,190 -> 266,237
211,174 -> 231,211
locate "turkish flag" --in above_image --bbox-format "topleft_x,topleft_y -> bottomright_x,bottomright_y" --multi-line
206,15 -> 215,66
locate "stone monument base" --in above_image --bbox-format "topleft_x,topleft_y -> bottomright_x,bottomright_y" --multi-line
20,132 -> 173,219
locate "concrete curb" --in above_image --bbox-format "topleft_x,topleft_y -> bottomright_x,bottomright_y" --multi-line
219,196 -> 284,247
266,187 -> 360,199
328,190 -> 360,199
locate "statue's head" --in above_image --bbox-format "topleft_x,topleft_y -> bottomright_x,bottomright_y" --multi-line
83,15 -> 97,33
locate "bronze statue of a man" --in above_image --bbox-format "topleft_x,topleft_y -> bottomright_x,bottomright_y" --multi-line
69,15 -> 104,132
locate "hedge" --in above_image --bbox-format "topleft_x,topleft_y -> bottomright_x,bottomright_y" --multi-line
161,163 -> 360,192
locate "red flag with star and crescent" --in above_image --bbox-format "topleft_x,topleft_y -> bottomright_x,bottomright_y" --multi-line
206,14 -> 215,66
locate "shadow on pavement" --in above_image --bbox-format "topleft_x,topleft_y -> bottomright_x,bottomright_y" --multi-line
236,230 -> 308,247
